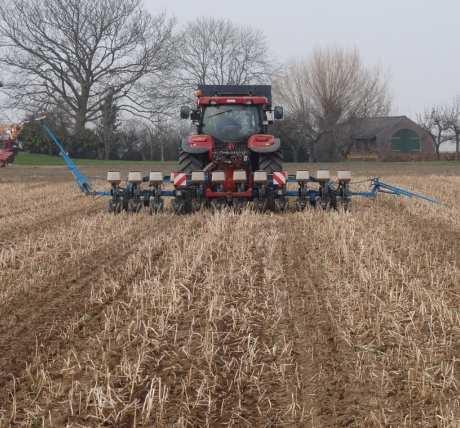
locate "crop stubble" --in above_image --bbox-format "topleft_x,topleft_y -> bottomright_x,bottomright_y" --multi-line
0,170 -> 458,427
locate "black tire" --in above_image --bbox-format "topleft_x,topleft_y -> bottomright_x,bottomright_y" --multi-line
210,199 -> 227,213
274,197 -> 288,212
127,199 -> 142,213
178,149 -> 206,173
149,199 -> 164,215
317,190 -> 337,211
108,199 -> 122,214
258,150 -> 283,172
172,196 -> 192,215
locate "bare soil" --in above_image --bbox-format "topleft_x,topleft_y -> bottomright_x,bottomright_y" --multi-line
0,163 -> 458,427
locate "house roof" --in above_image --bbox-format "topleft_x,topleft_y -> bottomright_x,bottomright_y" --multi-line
352,116 -> 408,139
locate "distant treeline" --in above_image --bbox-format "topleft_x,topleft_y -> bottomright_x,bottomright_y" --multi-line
6,0 -> 457,161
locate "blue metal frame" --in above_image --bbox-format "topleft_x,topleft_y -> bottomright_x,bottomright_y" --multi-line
349,178 -> 442,205
370,178 -> 441,204
42,124 -> 92,194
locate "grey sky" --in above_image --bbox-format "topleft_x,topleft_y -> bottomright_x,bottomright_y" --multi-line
145,0 -> 458,119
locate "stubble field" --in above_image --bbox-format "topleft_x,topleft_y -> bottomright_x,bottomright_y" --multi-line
0,162 -> 459,427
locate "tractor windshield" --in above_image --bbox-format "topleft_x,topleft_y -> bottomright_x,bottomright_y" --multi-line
201,105 -> 261,141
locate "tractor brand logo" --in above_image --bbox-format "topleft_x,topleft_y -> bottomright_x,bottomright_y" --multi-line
273,172 -> 287,187
173,173 -> 187,187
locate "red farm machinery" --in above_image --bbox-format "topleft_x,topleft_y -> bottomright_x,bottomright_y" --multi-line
0,123 -> 22,167
34,85 -> 442,211
104,85 -> 360,213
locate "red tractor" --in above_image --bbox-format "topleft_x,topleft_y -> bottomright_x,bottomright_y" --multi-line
175,84 -> 285,212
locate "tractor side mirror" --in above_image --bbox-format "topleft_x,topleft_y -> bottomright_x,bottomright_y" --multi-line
273,106 -> 284,120
190,110 -> 201,122
180,106 -> 191,119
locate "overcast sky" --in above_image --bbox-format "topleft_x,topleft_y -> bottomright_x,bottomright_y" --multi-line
146,0 -> 458,119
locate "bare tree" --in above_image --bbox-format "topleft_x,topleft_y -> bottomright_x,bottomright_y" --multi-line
443,98 -> 460,160
273,61 -> 323,160
144,116 -> 165,162
178,17 -> 273,89
416,107 -> 450,160
275,47 -> 391,160
96,89 -> 119,160
0,0 -> 176,138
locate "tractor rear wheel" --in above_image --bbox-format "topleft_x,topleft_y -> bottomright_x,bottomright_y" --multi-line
259,150 -> 283,172
178,149 -> 206,173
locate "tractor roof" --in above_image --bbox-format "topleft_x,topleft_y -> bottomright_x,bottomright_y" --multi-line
197,96 -> 269,106
197,84 -> 272,105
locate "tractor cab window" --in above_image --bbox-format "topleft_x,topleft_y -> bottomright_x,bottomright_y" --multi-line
201,105 -> 261,141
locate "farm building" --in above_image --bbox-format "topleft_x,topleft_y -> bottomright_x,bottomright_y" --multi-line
347,116 -> 434,160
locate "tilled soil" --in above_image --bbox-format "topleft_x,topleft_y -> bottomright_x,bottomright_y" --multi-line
0,167 -> 459,427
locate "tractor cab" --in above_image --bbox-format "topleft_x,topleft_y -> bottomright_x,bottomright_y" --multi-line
181,84 -> 283,136
179,85 -> 284,174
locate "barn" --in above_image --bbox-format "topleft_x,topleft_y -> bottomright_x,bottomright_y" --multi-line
347,116 -> 434,160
